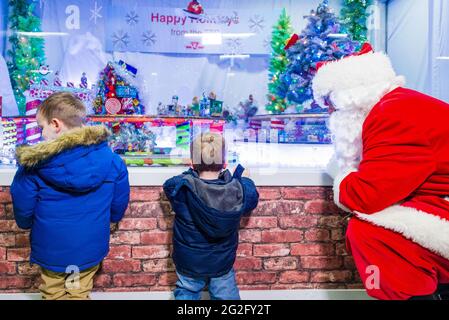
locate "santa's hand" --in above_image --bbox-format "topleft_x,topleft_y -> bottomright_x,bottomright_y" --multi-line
326,154 -> 340,180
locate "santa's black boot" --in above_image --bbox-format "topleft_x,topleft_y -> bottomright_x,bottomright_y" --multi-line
436,283 -> 449,300
409,293 -> 442,300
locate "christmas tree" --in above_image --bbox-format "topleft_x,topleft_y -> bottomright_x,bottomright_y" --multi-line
340,0 -> 372,42
6,0 -> 46,115
266,8 -> 293,114
279,0 -> 359,111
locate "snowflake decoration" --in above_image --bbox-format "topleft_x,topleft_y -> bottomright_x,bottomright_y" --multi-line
142,31 -> 157,46
226,38 -> 242,53
90,1 -> 103,25
249,15 -> 265,33
126,10 -> 139,26
112,30 -> 130,49
263,35 -> 271,48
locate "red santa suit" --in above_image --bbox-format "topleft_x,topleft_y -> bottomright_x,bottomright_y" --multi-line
313,46 -> 449,300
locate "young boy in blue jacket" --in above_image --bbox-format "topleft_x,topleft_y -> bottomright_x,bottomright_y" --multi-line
11,92 -> 130,300
163,132 -> 259,300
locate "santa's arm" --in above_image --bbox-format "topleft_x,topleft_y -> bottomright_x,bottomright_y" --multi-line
335,110 -> 436,214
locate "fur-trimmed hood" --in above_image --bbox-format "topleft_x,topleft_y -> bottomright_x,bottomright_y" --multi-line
312,51 -> 406,112
16,125 -> 115,193
16,126 -> 110,168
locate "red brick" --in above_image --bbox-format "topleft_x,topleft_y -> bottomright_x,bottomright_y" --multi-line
253,201 -> 297,216
0,234 -> 15,247
104,286 -> 151,292
278,215 -> 318,229
130,187 -> 162,201
291,243 -> 334,256
263,257 -> 298,270
240,216 -> 277,229
15,233 -> 30,247
0,247 -> 6,260
234,257 -> 262,270
127,202 -> 164,217
238,229 -> 261,243
0,276 -> 32,289
17,263 -> 39,275
279,271 -> 310,283
132,246 -> 171,259
101,259 -> 141,273
258,188 -> 281,200
236,243 -> 253,257
344,256 -> 357,269
261,230 -> 303,243
304,199 -> 339,214
110,231 -> 140,245
331,229 -> 345,241
281,201 -> 305,214
305,228 -> 330,241
281,187 -> 326,200
142,259 -> 175,273
158,272 -> 177,286
0,220 -> 21,232
253,244 -> 290,257
158,216 -> 174,230
301,256 -> 342,269
236,272 -> 277,285
94,274 -> 112,287
311,271 -> 353,283
0,261 -> 16,274
0,205 -> 5,218
336,243 -> 349,256
7,248 -> 30,262
141,231 -> 172,245
319,216 -> 344,228
119,218 -> 157,230
106,245 -> 132,260
0,191 -> 12,203
113,273 -> 156,287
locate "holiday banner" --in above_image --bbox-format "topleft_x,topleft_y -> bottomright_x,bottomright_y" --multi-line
105,6 -> 278,54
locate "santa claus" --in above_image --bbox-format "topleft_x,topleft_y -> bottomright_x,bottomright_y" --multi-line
313,43 -> 449,300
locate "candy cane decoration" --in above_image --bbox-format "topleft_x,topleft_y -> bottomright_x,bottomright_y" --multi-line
25,100 -> 42,145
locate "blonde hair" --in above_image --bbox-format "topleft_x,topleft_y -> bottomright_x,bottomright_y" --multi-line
190,132 -> 226,172
38,92 -> 87,129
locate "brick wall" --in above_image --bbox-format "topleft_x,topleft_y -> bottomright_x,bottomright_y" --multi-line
0,186 -> 363,293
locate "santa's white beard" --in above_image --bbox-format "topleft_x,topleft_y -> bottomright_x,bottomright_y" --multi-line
329,108 -> 370,172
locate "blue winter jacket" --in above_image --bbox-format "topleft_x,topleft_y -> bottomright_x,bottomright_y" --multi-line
163,165 -> 259,278
11,126 -> 130,273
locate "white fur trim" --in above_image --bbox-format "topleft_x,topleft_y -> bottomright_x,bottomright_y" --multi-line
333,169 -> 357,213
356,206 -> 449,260
312,52 -> 405,112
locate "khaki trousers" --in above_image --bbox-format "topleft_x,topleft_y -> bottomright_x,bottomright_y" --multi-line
39,264 -> 100,300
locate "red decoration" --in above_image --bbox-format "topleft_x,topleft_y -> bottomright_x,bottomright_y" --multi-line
105,98 -> 122,114
284,34 -> 299,51
186,0 -> 203,15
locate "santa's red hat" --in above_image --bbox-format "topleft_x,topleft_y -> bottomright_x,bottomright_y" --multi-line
312,43 -> 405,112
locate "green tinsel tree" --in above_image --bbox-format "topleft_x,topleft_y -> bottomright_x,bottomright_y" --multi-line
7,0 -> 46,115
340,0 -> 372,42
266,8 -> 293,114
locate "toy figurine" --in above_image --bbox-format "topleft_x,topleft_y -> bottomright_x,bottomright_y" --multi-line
80,72 -> 88,88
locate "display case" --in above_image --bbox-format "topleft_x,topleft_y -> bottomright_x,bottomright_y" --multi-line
1,115 -> 228,167
1,111 -> 333,170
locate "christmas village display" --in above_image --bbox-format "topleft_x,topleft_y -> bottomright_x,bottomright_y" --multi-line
1,0 -> 372,166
